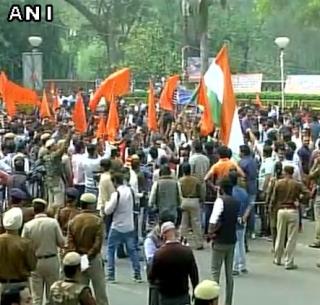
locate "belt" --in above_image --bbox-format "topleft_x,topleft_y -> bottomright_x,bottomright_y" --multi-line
280,204 -> 297,210
37,254 -> 57,259
0,278 -> 28,283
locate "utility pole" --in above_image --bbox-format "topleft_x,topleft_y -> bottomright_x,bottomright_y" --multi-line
181,0 -> 190,84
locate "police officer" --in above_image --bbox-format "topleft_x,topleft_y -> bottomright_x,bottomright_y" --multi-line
50,252 -> 96,305
22,199 -> 65,305
57,188 -> 80,236
66,193 -> 109,305
194,280 -> 220,305
43,129 -> 72,212
0,208 -> 37,297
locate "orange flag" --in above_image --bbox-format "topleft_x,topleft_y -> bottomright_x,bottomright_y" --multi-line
72,94 -> 87,134
159,75 -> 180,112
52,95 -> 60,112
198,77 -> 214,136
50,82 -> 55,95
106,96 -> 119,141
90,68 -> 131,112
96,116 -> 106,139
255,93 -> 262,108
40,90 -> 51,119
147,81 -> 157,131
0,72 -> 16,117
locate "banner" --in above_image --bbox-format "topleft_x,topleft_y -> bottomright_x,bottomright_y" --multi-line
285,75 -> 320,94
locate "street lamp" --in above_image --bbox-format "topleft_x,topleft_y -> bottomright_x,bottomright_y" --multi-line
28,36 -> 43,50
23,36 -> 43,90
275,37 -> 290,112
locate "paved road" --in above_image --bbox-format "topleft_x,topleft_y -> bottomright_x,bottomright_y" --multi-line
106,222 -> 320,305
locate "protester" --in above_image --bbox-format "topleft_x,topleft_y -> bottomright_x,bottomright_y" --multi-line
104,173 -> 142,283
148,221 -> 199,305
208,177 -> 240,305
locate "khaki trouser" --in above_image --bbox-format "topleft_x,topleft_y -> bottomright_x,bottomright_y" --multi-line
47,178 -> 65,210
313,194 -> 320,244
30,256 -> 60,305
180,198 -> 203,248
80,255 -> 109,305
274,209 -> 299,267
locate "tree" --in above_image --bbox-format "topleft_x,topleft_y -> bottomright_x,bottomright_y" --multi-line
189,0 -> 227,75
122,20 -> 181,82
63,0 -> 147,71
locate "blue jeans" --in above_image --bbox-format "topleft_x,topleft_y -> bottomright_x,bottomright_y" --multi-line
107,229 -> 141,279
247,194 -> 256,233
234,228 -> 246,272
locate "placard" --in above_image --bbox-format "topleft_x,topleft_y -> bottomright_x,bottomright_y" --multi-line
232,74 -> 263,93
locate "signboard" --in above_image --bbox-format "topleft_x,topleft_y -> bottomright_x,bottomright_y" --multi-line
231,73 -> 263,93
285,75 -> 320,94
187,57 -> 213,82
22,51 -> 43,91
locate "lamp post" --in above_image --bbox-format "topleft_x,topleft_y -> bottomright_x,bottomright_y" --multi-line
275,37 -> 290,112
23,36 -> 43,90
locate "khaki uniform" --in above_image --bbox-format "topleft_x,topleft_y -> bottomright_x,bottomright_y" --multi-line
57,206 -> 80,236
50,279 -> 96,305
66,211 -> 108,305
22,214 -> 65,305
0,233 -> 37,298
309,163 -> 320,245
179,175 -> 204,248
272,178 -> 309,267
43,135 -> 71,210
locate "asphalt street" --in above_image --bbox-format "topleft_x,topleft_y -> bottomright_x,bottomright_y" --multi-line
106,221 -> 320,305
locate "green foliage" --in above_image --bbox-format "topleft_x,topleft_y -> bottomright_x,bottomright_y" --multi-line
121,20 -> 181,82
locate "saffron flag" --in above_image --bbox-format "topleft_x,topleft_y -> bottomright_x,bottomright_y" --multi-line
72,94 -> 87,134
96,116 -> 106,139
106,96 -> 119,141
204,45 -> 244,153
159,75 -> 180,112
147,81 -> 157,131
40,90 -> 51,119
255,93 -> 262,108
90,68 -> 131,112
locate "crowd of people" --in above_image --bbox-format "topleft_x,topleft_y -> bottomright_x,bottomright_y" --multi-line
0,92 -> 320,305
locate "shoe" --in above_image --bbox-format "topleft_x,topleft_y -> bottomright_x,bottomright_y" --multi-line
232,270 -> 240,276
133,275 -> 143,283
309,243 -> 320,249
273,260 -> 281,266
316,263 -> 320,268
251,233 -> 256,240
241,269 -> 249,274
285,264 -> 298,270
196,246 -> 204,250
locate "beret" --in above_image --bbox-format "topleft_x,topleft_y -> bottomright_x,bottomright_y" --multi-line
80,193 -> 97,204
66,187 -> 79,199
194,280 -> 220,300
4,132 -> 16,139
63,252 -> 81,266
32,198 -> 48,206
10,188 -> 27,200
40,133 -> 51,141
45,139 -> 55,148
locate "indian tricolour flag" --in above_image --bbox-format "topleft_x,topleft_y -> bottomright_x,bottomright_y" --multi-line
204,45 -> 244,155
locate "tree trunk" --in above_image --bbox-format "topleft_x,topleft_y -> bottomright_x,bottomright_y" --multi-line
199,0 -> 209,75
